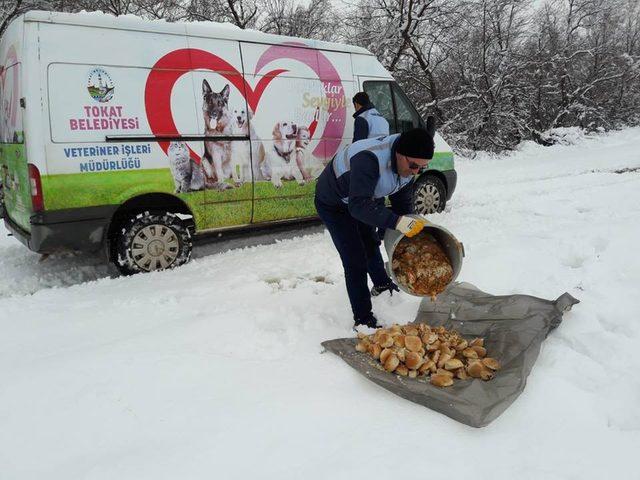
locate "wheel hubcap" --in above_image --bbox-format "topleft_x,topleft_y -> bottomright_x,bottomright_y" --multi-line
415,183 -> 441,214
131,224 -> 179,271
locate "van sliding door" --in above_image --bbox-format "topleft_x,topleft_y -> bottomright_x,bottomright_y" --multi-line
239,43 -> 355,224
184,33 -> 252,230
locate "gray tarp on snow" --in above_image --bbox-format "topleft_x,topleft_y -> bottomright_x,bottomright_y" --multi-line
322,282 -> 579,428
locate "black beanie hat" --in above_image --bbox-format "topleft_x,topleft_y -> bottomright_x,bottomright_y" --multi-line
395,127 -> 435,160
352,92 -> 370,106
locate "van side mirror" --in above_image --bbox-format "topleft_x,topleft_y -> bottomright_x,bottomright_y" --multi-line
425,116 -> 436,137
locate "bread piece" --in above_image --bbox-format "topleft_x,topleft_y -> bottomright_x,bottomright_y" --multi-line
482,358 -> 501,370
437,353 -> 452,369
455,339 -> 468,351
396,348 -> 407,363
467,361 -> 484,378
480,368 -> 494,381
405,351 -> 424,370
419,361 -> 434,374
471,345 -> 487,357
462,348 -> 479,359
404,335 -> 422,353
394,335 -> 406,348
369,343 -> 382,359
378,333 -> 394,348
405,327 -> 419,337
379,347 -> 394,364
389,324 -> 402,335
444,358 -> 464,370
430,374 -> 454,387
384,354 -> 400,372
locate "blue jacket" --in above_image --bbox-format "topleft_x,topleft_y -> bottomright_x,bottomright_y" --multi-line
315,134 -> 414,229
353,104 -> 390,142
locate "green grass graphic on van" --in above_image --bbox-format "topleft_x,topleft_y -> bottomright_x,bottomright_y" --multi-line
0,143 -> 31,231
41,169 -> 317,230
428,152 -> 454,171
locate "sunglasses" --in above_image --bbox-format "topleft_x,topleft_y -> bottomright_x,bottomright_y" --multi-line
405,156 -> 429,172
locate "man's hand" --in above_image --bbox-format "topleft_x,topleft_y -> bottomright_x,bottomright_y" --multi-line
396,216 -> 426,238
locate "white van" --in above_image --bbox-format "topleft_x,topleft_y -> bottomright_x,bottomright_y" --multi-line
0,11 -> 457,273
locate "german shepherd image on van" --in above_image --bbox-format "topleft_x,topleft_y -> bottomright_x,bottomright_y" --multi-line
201,80 -> 233,191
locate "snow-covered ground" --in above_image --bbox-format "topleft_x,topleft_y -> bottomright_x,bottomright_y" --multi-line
1,128 -> 639,479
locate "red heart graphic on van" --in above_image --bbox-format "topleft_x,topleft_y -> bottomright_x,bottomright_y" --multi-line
145,48 -> 286,164
255,43 -> 346,160
145,45 -> 346,163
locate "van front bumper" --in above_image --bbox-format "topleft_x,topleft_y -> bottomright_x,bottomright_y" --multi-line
4,206 -> 116,254
443,169 -> 457,200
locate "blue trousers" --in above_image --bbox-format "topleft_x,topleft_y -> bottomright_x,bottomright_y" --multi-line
315,197 -> 391,320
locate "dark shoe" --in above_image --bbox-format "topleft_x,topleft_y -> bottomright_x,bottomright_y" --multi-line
371,281 -> 400,297
354,313 -> 380,329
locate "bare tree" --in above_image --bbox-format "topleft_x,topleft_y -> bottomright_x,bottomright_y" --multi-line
2,0 -> 639,151
186,0 -> 258,28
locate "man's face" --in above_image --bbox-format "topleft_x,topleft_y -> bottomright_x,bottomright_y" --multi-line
353,101 -> 362,111
396,153 -> 429,177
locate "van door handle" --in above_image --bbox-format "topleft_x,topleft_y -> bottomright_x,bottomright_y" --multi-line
105,135 -> 251,142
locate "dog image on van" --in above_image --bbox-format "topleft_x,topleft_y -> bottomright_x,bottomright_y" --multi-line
168,141 -> 204,192
229,107 -> 250,185
201,80 -> 233,191
294,126 -> 314,182
259,121 -> 306,188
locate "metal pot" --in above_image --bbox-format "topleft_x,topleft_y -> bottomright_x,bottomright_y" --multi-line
384,215 -> 465,297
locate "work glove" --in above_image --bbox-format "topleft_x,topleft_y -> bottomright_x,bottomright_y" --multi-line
396,216 -> 426,238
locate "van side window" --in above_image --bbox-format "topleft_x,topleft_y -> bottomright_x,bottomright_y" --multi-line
392,83 -> 422,132
363,81 -> 423,134
362,81 -> 397,133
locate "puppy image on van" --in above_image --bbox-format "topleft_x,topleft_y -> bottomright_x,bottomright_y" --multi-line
260,121 -> 306,188
229,107 -> 250,185
294,126 -> 313,182
168,141 -> 204,192
201,80 -> 233,191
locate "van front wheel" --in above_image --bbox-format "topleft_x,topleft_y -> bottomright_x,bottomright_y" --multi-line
114,211 -> 192,275
413,175 -> 447,214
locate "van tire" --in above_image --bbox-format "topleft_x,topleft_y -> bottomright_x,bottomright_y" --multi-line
114,211 -> 192,275
413,175 -> 447,214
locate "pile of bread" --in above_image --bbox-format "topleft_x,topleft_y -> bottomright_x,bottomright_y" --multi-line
391,233 -> 453,298
355,323 -> 500,387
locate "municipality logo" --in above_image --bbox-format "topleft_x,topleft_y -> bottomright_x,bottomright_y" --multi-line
87,67 -> 114,103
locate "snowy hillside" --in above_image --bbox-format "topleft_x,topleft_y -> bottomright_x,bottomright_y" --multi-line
1,128 -> 639,479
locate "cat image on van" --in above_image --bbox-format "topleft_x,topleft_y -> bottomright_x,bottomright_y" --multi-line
168,141 -> 204,192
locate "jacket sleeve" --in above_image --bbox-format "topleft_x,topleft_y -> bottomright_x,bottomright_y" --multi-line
347,152 -> 400,230
389,179 -> 416,216
352,117 -> 369,142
